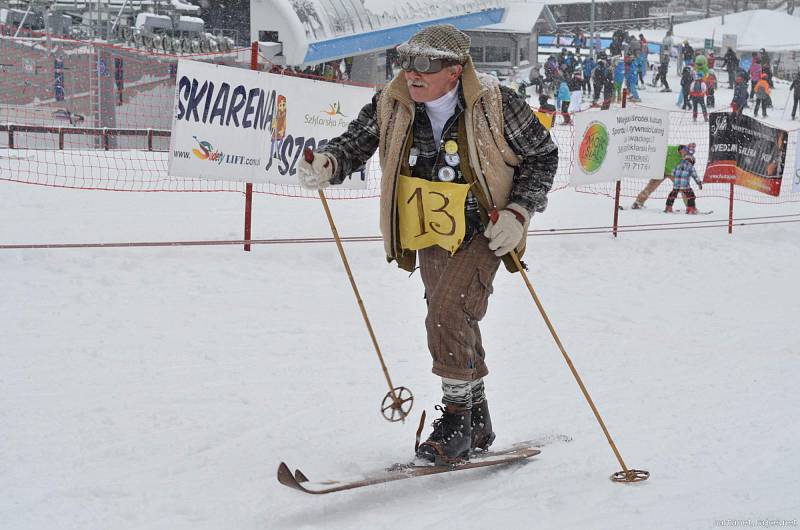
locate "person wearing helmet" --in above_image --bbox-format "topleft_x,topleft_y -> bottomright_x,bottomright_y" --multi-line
753,72 -> 771,117
666,148 -> 703,214
682,40 -> 694,68
689,70 -> 708,122
731,70 -> 748,115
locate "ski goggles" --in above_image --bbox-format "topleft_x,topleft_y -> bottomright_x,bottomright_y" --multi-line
400,55 -> 458,74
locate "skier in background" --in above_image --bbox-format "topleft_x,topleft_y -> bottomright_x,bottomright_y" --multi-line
749,54 -> 762,101
556,70 -> 572,124
731,71 -> 749,115
652,52 -> 671,92
591,58 -> 607,105
721,48 -> 739,89
753,73 -> 770,118
760,48 -> 773,88
679,66 -> 693,110
666,151 -> 703,214
297,24 -> 558,464
631,143 -> 693,210
681,40 -> 694,68
582,55 -> 595,95
689,71 -> 709,122
705,70 -> 717,108
789,71 -> 800,120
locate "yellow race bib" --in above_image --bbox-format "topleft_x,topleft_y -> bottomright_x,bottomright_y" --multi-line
397,174 -> 469,254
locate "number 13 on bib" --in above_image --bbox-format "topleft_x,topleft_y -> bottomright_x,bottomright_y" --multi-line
397,174 -> 470,254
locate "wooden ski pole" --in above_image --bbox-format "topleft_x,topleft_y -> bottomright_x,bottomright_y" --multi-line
304,148 -> 413,422
492,211 -> 648,482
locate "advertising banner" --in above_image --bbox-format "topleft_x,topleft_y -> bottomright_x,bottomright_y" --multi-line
705,112 -> 788,196
569,107 -> 670,186
168,60 -> 374,187
794,140 -> 800,193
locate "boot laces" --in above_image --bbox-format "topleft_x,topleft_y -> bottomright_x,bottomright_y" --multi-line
428,405 -> 465,442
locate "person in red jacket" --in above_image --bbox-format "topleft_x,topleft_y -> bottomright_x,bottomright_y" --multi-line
689,71 -> 708,122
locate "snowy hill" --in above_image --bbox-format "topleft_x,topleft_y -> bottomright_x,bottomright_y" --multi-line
2,178 -> 799,529
2,17 -> 800,528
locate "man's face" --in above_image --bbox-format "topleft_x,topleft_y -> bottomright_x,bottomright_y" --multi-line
404,64 -> 462,103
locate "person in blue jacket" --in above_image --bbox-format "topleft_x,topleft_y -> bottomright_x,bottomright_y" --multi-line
581,56 -> 595,94
555,72 -> 572,124
731,71 -> 749,115
626,53 -> 641,102
613,57 -> 625,103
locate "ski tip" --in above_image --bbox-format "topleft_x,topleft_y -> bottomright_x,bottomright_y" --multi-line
294,469 -> 310,483
277,462 -> 296,487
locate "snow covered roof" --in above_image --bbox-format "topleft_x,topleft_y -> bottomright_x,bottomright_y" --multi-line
251,0 -> 506,64
672,9 -> 800,53
476,2 -> 546,33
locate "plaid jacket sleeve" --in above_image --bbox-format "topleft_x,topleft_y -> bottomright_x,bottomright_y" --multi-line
499,86 -> 559,215
318,91 -> 382,184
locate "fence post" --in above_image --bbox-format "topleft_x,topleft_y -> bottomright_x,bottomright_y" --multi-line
728,182 -> 735,234
613,88 -> 628,238
243,41 -> 259,252
58,128 -> 64,150
147,129 -> 153,152
8,124 -> 14,149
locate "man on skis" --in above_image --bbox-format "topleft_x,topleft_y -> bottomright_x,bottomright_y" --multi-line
296,24 -> 559,464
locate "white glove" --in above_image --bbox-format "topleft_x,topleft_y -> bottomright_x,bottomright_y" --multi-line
484,203 -> 529,257
297,151 -> 336,190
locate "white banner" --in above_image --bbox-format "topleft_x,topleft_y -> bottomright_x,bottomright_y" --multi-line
569,108 -> 670,186
794,140 -> 800,194
168,60 -> 374,188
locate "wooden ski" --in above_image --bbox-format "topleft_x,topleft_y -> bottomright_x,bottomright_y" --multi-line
277,444 -> 541,495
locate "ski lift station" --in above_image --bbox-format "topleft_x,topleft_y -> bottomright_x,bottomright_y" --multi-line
250,0 -> 663,84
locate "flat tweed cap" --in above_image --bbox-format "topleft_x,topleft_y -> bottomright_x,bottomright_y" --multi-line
397,24 -> 471,63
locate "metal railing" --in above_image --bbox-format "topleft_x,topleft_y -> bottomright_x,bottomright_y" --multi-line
1,124 -> 170,151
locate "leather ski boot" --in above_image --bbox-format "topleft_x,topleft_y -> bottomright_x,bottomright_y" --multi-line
417,404 -> 472,465
471,400 -> 496,453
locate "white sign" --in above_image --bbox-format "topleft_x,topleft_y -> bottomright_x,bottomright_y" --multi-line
569,108 -> 670,186
168,60 -> 374,188
722,34 -> 737,52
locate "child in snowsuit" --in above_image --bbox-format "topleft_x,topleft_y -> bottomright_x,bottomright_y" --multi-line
556,76 -> 572,124
591,59 -> 607,105
626,53 -> 641,101
753,73 -> 770,118
666,154 -> 703,214
679,66 -> 693,110
582,56 -> 594,94
653,53 -> 671,91
689,72 -> 708,122
731,72 -> 749,115
601,67 -> 614,110
705,70 -> 717,108
613,57 -> 625,103
632,143 -> 693,209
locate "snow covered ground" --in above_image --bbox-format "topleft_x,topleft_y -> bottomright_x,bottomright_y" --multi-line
2,51 -> 800,530
2,181 -> 800,529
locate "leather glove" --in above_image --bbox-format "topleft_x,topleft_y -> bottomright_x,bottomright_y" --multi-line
297,150 -> 336,189
484,203 -> 529,257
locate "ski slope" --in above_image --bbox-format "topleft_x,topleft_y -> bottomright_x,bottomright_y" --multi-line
2,36 -> 800,529
2,180 -> 799,529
